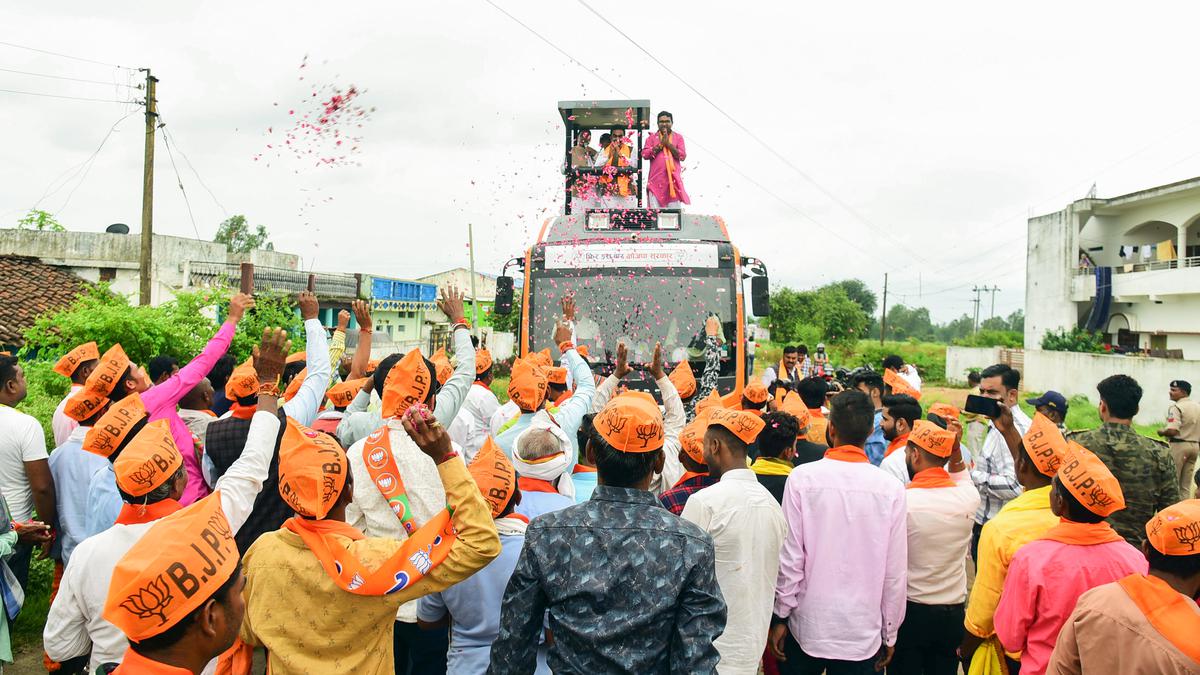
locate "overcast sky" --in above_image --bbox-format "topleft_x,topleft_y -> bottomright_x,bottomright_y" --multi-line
6,1 -> 1200,323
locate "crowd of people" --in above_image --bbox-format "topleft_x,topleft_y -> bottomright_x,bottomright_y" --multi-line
0,289 -> 1192,674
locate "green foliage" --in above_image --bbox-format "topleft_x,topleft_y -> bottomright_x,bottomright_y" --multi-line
16,208 -> 65,232
821,279 -> 877,317
883,304 -> 935,341
954,329 -> 1023,348
1041,326 -> 1105,353
484,293 -> 522,334
214,214 -> 272,253
834,340 -> 948,385
16,360 -> 69,449
228,291 -> 305,362
768,285 -> 869,346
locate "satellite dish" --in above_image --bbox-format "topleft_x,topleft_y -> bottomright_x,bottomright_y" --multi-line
106,223 -> 130,234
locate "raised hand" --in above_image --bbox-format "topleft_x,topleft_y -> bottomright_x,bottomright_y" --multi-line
561,294 -> 577,322
337,309 -> 350,332
402,404 -> 453,463
614,342 -> 632,379
228,293 -> 255,324
252,328 -> 291,385
352,299 -> 373,332
297,291 -> 319,321
649,342 -> 665,380
439,287 -> 466,325
553,321 -> 573,352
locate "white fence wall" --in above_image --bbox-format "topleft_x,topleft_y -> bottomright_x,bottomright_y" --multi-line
947,346 -> 1200,424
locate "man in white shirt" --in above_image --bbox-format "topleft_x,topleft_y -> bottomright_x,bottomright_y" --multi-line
51,342 -> 99,447
880,394 -> 923,485
43,328 -> 288,673
970,363 -> 1032,558
0,353 -> 57,589
682,408 -> 786,675
892,420 -> 980,675
448,347 -> 500,462
344,347 -> 464,675
883,355 -> 923,393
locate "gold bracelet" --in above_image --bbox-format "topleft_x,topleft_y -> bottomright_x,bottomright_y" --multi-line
258,381 -> 281,397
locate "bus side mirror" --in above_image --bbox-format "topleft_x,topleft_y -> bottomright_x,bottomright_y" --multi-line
751,276 -> 770,316
495,276 -> 515,315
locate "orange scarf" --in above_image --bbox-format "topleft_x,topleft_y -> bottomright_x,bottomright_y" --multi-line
1039,519 -> 1125,546
572,464 -> 597,474
362,428 -> 422,535
282,514 -> 457,596
885,433 -> 909,458
808,408 -> 825,419
824,445 -> 869,463
907,467 -> 956,489
554,391 -> 571,408
1118,574 -> 1200,665
230,403 -> 256,420
661,133 -> 678,200
674,470 -> 707,488
114,499 -> 184,526
518,476 -> 559,494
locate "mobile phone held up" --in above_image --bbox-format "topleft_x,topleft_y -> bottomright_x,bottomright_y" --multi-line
964,394 -> 1002,419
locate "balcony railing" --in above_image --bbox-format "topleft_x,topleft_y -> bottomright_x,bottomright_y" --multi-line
188,261 -> 360,298
1075,256 -> 1200,276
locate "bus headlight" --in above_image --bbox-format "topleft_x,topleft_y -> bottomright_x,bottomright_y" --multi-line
586,213 -> 611,230
657,212 -> 680,230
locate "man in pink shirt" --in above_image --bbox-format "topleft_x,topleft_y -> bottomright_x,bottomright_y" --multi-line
994,443 -> 1146,675
640,111 -> 690,210
769,389 -> 907,674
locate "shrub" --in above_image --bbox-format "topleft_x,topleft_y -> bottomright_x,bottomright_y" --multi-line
1041,327 -> 1105,353
835,340 -> 947,384
954,329 -> 1023,348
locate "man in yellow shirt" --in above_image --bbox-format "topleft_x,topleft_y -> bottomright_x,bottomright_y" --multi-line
239,407 -> 500,674
960,413 -> 1068,669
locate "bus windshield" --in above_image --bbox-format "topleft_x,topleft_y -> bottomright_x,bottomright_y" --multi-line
529,269 -> 737,366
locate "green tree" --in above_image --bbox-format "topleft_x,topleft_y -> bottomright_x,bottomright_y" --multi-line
811,286 -> 869,345
979,316 -> 1010,332
767,288 -> 816,343
1041,326 -> 1105,353
1006,309 -> 1025,333
884,305 -> 935,341
484,293 -> 522,334
16,209 -> 65,232
822,279 -> 877,317
934,314 -> 975,342
214,215 -> 272,253
227,291 -> 305,362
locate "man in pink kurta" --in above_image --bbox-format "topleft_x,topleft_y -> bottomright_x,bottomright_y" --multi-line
641,110 -> 690,209
994,444 -> 1146,675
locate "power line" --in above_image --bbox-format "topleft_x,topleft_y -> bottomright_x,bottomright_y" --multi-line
0,87 -> 134,103
0,40 -> 134,70
159,120 -> 203,241
479,0 -> 899,271
158,119 -> 229,218
0,66 -> 140,87
575,0 -> 932,266
35,110 -> 140,216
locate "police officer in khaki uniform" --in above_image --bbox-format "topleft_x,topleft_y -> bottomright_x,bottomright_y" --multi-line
1158,379 -> 1200,498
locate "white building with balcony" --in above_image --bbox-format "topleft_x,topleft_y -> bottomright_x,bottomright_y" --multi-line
1026,176 -> 1200,358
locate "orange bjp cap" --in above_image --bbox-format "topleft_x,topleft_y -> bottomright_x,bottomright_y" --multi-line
546,367 -> 568,386
742,381 -> 768,405
529,349 -> 554,369
1146,499 -> 1200,556
431,348 -> 453,385
779,392 -> 812,430
507,358 -> 548,413
468,437 -> 518,517
83,393 -> 148,458
277,419 -> 348,519
884,369 -> 922,400
669,360 -> 697,399
908,419 -> 957,458
53,341 -> 99,378
326,377 -> 369,408
695,390 -> 723,418
285,351 -> 307,365
104,494 -> 238,642
594,391 -> 664,453
64,344 -> 132,422
225,359 -> 258,400
679,410 -> 712,464
1023,412 -> 1068,477
1058,442 -> 1125,517
928,403 -> 961,422
114,419 -> 184,497
707,408 -> 766,445
381,349 -> 435,419
475,348 -> 494,375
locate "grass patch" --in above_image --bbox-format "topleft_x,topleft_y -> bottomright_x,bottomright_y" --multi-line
12,555 -> 53,651
918,387 -> 1162,438
491,376 -> 510,403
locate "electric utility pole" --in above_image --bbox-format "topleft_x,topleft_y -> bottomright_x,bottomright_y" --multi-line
971,286 -> 984,333
138,69 -> 158,306
987,285 -> 1000,320
880,273 -> 888,344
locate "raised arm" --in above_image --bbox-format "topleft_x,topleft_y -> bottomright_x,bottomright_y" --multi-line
434,287 -> 475,426
217,328 -> 288,532
142,293 -> 251,411
591,342 -> 631,414
327,311 -> 347,380
348,299 -> 373,380
282,292 -> 331,427
654,346 -> 685,440
393,412 -> 500,603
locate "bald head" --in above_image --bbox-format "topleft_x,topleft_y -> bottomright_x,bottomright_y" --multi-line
516,428 -> 565,462
180,377 -> 214,411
